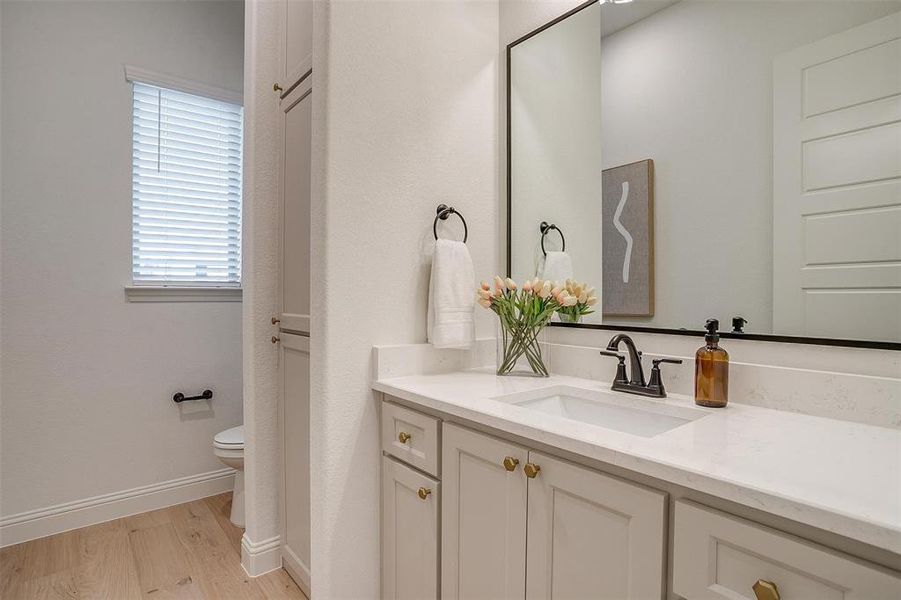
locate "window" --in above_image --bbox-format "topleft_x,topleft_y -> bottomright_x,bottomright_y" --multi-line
131,81 -> 243,287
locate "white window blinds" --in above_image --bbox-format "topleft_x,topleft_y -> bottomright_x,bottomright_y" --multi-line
132,82 -> 243,285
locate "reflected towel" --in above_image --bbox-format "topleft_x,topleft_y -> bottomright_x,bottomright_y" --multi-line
538,251 -> 573,284
428,239 -> 475,349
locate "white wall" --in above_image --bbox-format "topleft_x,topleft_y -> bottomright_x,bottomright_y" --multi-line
0,1 -> 244,523
310,1 -> 499,596
600,0 -> 900,332
241,0 -> 282,564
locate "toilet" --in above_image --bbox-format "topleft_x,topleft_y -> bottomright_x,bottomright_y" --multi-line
213,425 -> 245,527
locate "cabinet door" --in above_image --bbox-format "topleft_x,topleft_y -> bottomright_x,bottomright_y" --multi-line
442,424 -> 528,600
382,457 -> 439,600
279,80 -> 312,334
279,332 -> 311,595
526,452 -> 666,600
279,0 -> 313,86
673,500 -> 901,600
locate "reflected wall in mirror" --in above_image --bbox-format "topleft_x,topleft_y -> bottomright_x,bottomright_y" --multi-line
508,0 -> 901,347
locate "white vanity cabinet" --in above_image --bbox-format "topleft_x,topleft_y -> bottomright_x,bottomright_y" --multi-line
381,404 -> 667,600
380,398 -> 901,600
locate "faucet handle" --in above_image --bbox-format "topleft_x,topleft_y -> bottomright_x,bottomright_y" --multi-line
600,351 -> 628,384
652,357 -> 683,366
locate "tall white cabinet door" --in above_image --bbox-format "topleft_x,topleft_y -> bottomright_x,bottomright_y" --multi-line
525,452 -> 666,600
278,0 -> 313,88
382,457 -> 440,600
279,332 -> 311,595
773,11 -> 901,341
442,424 -> 529,600
279,79 -> 312,334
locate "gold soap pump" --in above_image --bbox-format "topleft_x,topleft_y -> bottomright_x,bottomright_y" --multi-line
695,318 -> 729,408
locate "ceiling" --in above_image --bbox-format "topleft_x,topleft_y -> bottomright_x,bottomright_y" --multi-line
601,0 -> 681,37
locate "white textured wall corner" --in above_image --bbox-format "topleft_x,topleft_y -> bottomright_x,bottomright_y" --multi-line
241,0 -> 282,569
311,1 -> 501,597
0,0 -> 243,528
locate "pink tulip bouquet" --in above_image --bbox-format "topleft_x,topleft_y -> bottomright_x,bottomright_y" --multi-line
555,279 -> 599,324
477,276 -> 594,376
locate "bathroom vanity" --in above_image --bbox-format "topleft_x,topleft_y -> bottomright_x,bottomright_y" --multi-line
374,368 -> 901,600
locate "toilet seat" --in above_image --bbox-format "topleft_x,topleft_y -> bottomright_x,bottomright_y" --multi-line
214,425 -> 244,450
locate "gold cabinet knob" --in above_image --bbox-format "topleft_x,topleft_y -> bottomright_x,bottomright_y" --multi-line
271,336 -> 280,344
524,463 -> 541,478
271,316 -> 280,325
273,83 -> 283,92
398,431 -> 411,444
503,456 -> 520,472
417,487 -> 432,500
752,579 -> 780,600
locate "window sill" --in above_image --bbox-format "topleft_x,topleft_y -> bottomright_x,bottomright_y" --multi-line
125,286 -> 243,303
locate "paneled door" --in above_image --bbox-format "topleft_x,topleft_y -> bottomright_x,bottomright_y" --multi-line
278,68 -> 312,595
278,332 -> 310,595
278,0 -> 313,91
381,456 -> 440,600
279,74 -> 312,334
441,424 -> 528,600
525,452 -> 666,600
773,11 -> 901,341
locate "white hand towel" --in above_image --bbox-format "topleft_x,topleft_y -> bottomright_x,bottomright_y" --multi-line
538,251 -> 574,284
428,239 -> 476,349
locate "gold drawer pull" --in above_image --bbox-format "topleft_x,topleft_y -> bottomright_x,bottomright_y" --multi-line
398,431 -> 411,444
753,579 -> 780,600
417,487 -> 432,500
503,456 -> 520,472
524,463 -> 541,478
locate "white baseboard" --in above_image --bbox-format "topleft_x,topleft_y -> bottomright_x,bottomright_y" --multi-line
282,543 -> 312,597
241,533 -> 282,577
0,468 -> 235,547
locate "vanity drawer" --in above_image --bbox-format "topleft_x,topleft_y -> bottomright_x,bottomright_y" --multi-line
381,400 -> 440,476
673,501 -> 901,600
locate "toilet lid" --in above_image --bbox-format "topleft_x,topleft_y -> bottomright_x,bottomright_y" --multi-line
214,425 -> 244,449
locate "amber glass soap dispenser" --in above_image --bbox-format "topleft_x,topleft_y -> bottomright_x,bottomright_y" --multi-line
695,319 -> 729,407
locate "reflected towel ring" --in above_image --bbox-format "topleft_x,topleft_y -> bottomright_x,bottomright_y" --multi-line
433,204 -> 468,243
540,222 -> 565,256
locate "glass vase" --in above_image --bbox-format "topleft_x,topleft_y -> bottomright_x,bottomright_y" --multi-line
557,311 -> 582,324
495,319 -> 550,377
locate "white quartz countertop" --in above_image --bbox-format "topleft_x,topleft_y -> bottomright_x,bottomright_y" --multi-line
373,368 -> 901,555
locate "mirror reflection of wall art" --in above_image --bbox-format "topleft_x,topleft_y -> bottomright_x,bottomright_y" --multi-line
602,159 -> 654,317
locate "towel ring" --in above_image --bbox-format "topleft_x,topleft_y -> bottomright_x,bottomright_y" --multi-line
539,222 -> 565,256
433,204 -> 468,243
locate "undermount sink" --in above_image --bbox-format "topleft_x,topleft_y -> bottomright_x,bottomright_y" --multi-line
493,385 -> 708,438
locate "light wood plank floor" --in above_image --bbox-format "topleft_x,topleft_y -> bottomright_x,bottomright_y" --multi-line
0,493 -> 307,600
